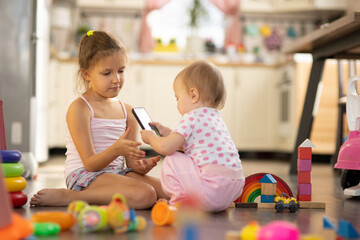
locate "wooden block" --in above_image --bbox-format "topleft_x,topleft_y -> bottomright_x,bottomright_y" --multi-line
258,203 -> 275,209
297,159 -> 312,172
228,202 -> 236,208
261,183 -> 276,195
318,229 -> 336,240
297,195 -> 312,201
298,183 -> 312,195
235,202 -> 258,208
298,171 -> 311,183
261,195 -> 274,203
225,231 -> 241,240
299,201 -> 325,209
298,147 -> 312,159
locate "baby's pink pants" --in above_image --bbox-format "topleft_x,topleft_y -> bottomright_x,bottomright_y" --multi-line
161,152 -> 245,212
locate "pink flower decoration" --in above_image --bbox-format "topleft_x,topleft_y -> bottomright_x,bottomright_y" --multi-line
196,129 -> 202,133
217,147 -> 222,151
203,123 -> 208,127
219,153 -> 224,157
199,140 -> 204,144
212,160 -> 218,164
204,157 -> 209,161
191,125 -> 195,129
205,133 -> 211,137
189,117 -> 194,121
208,143 -> 214,147
201,150 -> 207,154
203,109 -> 208,113
199,114 -> 204,117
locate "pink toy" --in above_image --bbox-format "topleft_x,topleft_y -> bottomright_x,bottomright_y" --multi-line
335,76 -> 360,193
258,221 -> 300,240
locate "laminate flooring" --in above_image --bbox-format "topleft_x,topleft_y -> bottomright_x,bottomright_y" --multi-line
14,154 -> 360,240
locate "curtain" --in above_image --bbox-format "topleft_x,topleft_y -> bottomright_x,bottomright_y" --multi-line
138,0 -> 171,53
210,0 -> 241,48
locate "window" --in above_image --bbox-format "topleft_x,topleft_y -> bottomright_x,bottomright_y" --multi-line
147,0 -> 225,50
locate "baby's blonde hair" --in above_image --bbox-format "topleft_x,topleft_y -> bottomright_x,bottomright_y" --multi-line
76,31 -> 128,94
175,60 -> 226,109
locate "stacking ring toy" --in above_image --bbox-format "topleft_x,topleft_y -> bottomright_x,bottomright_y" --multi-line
0,150 -> 22,163
10,192 -> 28,207
1,163 -> 24,177
5,176 -> 26,192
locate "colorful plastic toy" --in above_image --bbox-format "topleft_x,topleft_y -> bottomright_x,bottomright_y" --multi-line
33,222 -> 61,236
31,211 -> 75,231
1,163 -> 24,177
335,76 -> 360,194
274,193 -> 298,213
240,221 -> 260,240
151,200 -> 177,226
5,176 -> 26,192
0,150 -> 22,163
68,193 -> 146,234
258,221 -> 300,240
10,191 -> 28,208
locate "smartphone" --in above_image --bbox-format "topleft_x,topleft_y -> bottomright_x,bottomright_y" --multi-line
132,107 -> 161,136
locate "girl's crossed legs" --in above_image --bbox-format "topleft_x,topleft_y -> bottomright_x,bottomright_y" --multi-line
30,172 -> 168,209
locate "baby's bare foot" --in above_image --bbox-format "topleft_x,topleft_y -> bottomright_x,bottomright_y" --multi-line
30,188 -> 72,207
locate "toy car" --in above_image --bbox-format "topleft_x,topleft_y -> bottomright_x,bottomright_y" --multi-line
274,193 -> 298,213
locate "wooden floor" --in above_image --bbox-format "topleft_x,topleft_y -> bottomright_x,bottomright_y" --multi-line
16,154 -> 360,240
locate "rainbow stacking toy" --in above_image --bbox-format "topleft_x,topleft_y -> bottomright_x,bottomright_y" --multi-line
0,99 -> 27,207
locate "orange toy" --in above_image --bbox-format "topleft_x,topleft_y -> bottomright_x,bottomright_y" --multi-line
31,211 -> 75,231
151,201 -> 177,226
0,213 -> 33,240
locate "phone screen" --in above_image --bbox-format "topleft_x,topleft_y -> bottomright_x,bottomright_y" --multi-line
132,107 -> 161,136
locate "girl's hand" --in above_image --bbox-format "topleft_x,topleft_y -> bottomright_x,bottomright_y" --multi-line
132,155 -> 161,175
115,128 -> 145,160
140,130 -> 156,144
150,122 -> 172,137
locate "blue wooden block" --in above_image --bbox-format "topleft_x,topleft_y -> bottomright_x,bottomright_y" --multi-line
337,220 -> 359,238
0,150 -> 22,163
261,195 -> 274,203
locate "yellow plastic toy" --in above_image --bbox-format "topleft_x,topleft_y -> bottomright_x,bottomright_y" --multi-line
240,221 -> 260,240
5,176 -> 26,192
151,200 -> 177,226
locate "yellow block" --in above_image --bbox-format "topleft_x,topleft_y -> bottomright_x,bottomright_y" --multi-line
5,176 -> 26,192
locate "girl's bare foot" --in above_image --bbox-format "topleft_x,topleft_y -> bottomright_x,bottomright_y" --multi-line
30,188 -> 73,207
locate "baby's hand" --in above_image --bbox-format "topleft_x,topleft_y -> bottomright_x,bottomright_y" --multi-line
150,122 -> 172,137
133,156 -> 161,175
140,130 -> 156,144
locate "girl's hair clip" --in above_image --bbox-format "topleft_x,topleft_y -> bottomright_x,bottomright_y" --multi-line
86,30 -> 94,36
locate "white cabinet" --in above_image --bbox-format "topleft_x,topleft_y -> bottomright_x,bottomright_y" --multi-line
241,0 -> 275,13
47,60 -> 78,148
47,60 -> 291,153
77,0 -> 145,10
232,67 -> 277,150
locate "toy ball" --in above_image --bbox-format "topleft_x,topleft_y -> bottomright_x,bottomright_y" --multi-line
258,221 -> 300,240
240,221 -> 260,240
78,206 -> 108,233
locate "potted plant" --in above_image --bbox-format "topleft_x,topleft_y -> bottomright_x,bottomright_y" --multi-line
187,0 -> 207,55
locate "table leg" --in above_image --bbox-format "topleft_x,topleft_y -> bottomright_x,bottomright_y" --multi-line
289,58 -> 325,174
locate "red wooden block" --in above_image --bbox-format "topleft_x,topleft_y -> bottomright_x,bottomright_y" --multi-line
298,147 -> 312,160
297,195 -> 312,201
298,171 -> 311,183
297,159 -> 312,172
